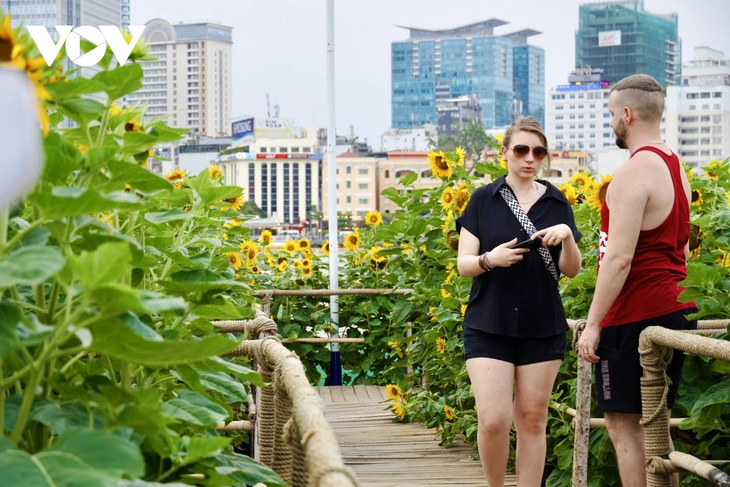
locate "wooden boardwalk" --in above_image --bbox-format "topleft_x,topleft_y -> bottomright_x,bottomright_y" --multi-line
318,385 -> 517,487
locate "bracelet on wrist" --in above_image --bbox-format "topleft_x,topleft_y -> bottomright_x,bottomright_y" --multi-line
483,252 -> 495,270
478,253 -> 489,271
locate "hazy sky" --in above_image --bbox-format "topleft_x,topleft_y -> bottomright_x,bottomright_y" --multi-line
131,0 -> 730,148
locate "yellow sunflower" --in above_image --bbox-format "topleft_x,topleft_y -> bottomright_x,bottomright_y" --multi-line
559,183 -> 578,205
393,402 -> 406,421
570,172 -> 592,189
495,134 -> 504,144
277,261 -> 288,272
461,304 -> 467,317
441,288 -> 451,298
444,404 -> 455,421
229,219 -> 242,227
298,238 -> 311,250
260,230 -> 272,245
587,174 -> 612,211
725,192 -> 730,207
225,252 -> 243,270
385,384 -> 403,401
125,117 -> 142,133
500,157 -> 509,170
717,251 -> 730,268
301,266 -> 313,277
322,240 -> 331,256
165,168 -> 186,189
222,233 -> 228,241
208,164 -> 221,179
369,246 -> 385,263
302,258 -> 312,268
400,243 -> 411,255
691,189 -> 702,207
293,260 -> 302,269
223,195 -> 243,211
249,264 -> 260,274
388,341 -> 404,358
454,184 -> 471,215
436,337 -> 446,354
441,210 -> 454,233
440,187 -> 455,209
428,149 -> 454,179
455,146 -> 465,166
245,245 -> 257,262
284,240 -> 298,253
365,210 -> 383,227
343,232 -> 360,251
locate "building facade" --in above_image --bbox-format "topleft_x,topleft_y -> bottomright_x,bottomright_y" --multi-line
377,152 -> 447,215
436,95 -> 482,136
322,153 -> 380,222
391,19 -> 544,130
663,47 -> 730,168
124,19 -> 232,139
575,0 -> 680,86
121,0 -> 129,29
509,31 -> 545,127
381,126 -> 435,152
547,68 -> 614,152
2,0 -> 121,29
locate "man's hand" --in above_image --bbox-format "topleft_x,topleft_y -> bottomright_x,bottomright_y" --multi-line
577,323 -> 601,363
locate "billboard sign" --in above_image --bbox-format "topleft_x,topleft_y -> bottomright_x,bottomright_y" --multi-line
232,117 -> 254,144
254,118 -> 303,139
598,30 -> 621,47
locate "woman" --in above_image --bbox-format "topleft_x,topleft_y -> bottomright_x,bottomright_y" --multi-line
456,116 -> 582,486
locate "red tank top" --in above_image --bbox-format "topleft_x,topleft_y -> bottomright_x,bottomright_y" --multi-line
598,146 -> 695,327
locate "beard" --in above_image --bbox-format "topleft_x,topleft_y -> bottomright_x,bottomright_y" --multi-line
614,119 -> 628,149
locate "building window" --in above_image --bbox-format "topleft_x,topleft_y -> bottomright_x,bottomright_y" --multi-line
700,92 -> 711,99
701,139 -> 711,145
358,169 -> 368,175
713,92 -> 722,98
702,105 -> 710,110
260,147 -> 267,153
686,93 -> 699,99
291,147 -> 300,153
279,147 -> 288,153
603,113 -> 610,118
358,198 -> 368,204
346,196 -> 351,203
303,147 -> 311,153
384,170 -> 390,178
714,104 -> 722,110
358,183 -> 368,189
346,167 -> 351,174
689,105 -> 696,110
555,115 -> 563,120
346,181 -> 351,188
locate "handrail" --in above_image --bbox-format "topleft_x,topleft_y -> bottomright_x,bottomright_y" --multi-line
213,314 -> 360,487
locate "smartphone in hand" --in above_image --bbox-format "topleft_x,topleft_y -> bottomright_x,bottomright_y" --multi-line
510,236 -> 543,250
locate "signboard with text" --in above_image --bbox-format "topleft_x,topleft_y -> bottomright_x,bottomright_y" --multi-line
254,118 -> 303,139
598,30 -> 621,47
231,117 -> 254,145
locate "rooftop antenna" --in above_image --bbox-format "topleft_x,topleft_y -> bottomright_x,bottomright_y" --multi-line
266,93 -> 271,118
273,104 -> 280,118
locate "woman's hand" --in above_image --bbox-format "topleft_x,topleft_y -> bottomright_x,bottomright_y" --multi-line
532,224 -> 573,248
487,238 -> 530,268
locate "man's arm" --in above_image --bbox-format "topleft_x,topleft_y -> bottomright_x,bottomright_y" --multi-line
578,160 -> 648,362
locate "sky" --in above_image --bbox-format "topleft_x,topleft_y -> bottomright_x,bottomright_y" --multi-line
131,0 -> 730,149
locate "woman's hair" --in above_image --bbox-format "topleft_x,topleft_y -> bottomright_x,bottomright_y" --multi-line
502,116 -> 552,176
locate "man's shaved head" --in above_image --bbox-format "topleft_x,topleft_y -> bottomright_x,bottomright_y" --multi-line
610,74 -> 664,124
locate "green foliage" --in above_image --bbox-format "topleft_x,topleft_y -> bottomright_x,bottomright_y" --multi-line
0,15 -> 285,486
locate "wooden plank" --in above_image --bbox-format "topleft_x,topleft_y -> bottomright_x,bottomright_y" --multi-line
341,385 -> 359,403
328,385 -> 346,404
352,385 -> 371,403
365,384 -> 386,401
318,385 -> 333,404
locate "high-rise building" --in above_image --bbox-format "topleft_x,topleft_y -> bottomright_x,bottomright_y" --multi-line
2,0 -> 121,29
391,19 -> 544,130
508,30 -> 545,127
124,19 -> 233,139
575,0 -> 680,86
547,67 -> 614,152
121,0 -> 129,30
436,95 -> 482,136
663,47 -> 730,168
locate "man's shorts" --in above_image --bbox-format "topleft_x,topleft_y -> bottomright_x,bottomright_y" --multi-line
595,308 -> 698,414
464,326 -> 567,366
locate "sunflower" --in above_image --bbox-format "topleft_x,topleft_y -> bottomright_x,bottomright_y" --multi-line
436,337 -> 446,354
223,195 -> 243,211
298,238 -> 311,250
400,243 -> 411,255
388,341 -> 404,359
231,219 -> 243,227
570,172 -> 592,189
587,174 -> 612,210
444,404 -> 455,421
208,164 -> 221,179
293,260 -> 302,269
444,269 -> 455,285
226,252 -> 243,270
165,168 -> 186,189
302,258 -> 312,268
109,102 -> 124,117
322,240 -> 331,256
441,210 -> 454,233
455,147 -> 465,166
441,288 -> 451,298
222,233 -> 228,241
500,157 -> 509,170
249,264 -> 260,274
495,134 -> 504,144
440,187 -> 455,209
461,304 -> 467,317
392,402 -> 406,421
277,261 -> 288,272
725,192 -> 730,207
245,245 -> 257,262
691,189 -> 702,207
429,306 -> 438,322
717,251 -> 730,268
428,149 -> 453,179
284,240 -> 298,253
385,384 -> 403,401
239,239 -> 256,254
343,232 -> 360,250
559,183 -> 578,205
301,266 -> 313,277
369,246 -> 385,263
454,184 -> 471,215
365,210 -> 383,227
260,230 -> 272,245
125,117 -> 142,133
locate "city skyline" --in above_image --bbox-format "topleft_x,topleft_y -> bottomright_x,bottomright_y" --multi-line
125,0 -> 729,147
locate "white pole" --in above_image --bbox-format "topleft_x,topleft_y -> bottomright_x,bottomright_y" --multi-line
325,0 -> 341,385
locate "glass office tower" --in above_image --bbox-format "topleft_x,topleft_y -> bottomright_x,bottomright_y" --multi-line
575,0 -> 680,86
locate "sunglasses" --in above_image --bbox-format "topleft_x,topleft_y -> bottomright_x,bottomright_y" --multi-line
508,145 -> 548,161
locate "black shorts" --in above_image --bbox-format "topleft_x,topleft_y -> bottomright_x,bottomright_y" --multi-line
596,308 -> 698,414
463,326 -> 567,366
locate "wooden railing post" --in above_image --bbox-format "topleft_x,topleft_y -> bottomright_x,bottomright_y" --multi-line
571,320 -> 590,487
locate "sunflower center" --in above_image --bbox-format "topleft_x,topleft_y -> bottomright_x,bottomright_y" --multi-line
0,39 -> 12,62
435,156 -> 449,170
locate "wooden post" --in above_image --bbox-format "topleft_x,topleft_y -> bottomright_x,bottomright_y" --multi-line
572,325 -> 592,487
405,325 -> 413,377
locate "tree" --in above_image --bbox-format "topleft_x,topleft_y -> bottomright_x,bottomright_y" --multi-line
306,204 -> 323,236
430,120 -> 495,175
337,212 -> 353,229
240,200 -> 266,218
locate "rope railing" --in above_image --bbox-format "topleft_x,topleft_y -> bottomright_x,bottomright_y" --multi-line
212,313 -> 360,487
567,319 -> 729,487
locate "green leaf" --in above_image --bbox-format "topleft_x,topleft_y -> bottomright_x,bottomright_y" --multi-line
158,269 -> 248,293
31,402 -> 103,434
28,187 -> 147,219
59,97 -> 107,115
121,132 -> 157,156
148,122 -> 189,143
400,172 -> 418,186
107,160 -> 172,192
199,371 -> 248,402
42,132 -> 82,184
203,357 -> 265,388
689,382 -> 730,418
144,208 -> 193,225
91,63 -> 144,100
0,436 -> 17,453
45,77 -> 105,101
0,449 -> 115,487
182,436 -> 231,466
216,452 -> 288,487
72,242 -> 131,291
119,312 -> 163,342
0,245 -> 65,287
85,143 -> 121,170
91,284 -> 187,315
193,300 -> 242,320
161,391 -> 228,427
19,227 -> 52,247
50,428 -> 144,478
89,318 -> 240,366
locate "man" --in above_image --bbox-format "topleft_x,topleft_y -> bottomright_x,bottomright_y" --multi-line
577,74 -> 697,487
